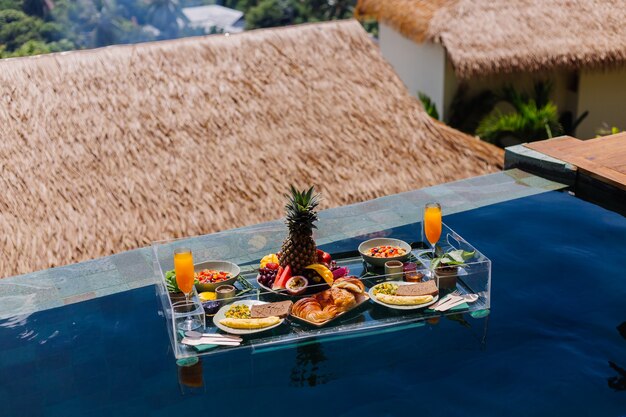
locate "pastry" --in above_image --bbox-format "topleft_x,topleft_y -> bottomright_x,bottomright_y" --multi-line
333,276 -> 365,294
329,287 -> 356,312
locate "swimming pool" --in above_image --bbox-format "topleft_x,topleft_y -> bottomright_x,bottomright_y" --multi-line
1,191 -> 625,416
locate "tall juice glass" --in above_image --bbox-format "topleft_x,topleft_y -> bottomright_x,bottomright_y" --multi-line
174,248 -> 202,331
424,203 -> 442,257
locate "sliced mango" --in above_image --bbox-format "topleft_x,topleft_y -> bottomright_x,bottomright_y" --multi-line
260,254 -> 279,269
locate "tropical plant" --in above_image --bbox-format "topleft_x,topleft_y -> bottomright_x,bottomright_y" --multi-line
447,85 -> 498,134
596,124 -> 621,137
475,81 -> 563,146
418,92 -> 439,120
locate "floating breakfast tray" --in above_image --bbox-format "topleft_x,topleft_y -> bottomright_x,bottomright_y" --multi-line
152,222 -> 491,359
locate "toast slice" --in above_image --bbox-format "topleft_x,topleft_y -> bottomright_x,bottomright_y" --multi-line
395,280 -> 439,297
250,300 -> 293,318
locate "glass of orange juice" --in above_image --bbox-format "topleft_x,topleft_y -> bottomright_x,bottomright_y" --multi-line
424,202 -> 442,257
174,248 -> 202,331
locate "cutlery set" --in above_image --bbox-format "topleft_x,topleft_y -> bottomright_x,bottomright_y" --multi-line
431,290 -> 479,312
181,331 -> 243,347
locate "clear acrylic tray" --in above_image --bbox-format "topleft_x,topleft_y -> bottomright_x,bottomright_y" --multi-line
152,222 -> 491,359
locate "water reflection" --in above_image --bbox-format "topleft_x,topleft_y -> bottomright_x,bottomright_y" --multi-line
608,321 -> 626,391
290,342 -> 332,387
177,358 -> 204,394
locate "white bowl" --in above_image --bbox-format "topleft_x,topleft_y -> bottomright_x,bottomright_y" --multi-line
358,238 -> 411,267
194,260 -> 240,292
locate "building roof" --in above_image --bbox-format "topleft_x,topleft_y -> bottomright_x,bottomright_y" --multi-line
0,20 -> 502,277
182,5 -> 244,33
356,0 -> 626,78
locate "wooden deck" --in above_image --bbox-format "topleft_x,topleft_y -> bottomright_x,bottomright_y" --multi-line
525,134 -> 626,191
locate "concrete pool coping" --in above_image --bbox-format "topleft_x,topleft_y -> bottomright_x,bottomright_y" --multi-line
0,169 -> 566,319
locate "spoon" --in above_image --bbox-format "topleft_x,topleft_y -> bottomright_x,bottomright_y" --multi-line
185,330 -> 242,342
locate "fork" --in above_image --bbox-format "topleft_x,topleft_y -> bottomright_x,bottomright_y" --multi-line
430,290 -> 460,310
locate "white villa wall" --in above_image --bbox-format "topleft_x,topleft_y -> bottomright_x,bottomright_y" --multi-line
577,68 -> 626,139
377,23 -> 623,140
379,22 -> 446,118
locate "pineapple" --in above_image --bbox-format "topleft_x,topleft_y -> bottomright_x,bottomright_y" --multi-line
278,186 -> 320,275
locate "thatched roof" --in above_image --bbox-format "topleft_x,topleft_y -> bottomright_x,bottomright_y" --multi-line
0,20 -> 502,278
356,0 -> 626,78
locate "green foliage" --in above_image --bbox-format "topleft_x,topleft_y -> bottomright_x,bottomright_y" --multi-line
0,9 -> 45,51
0,0 -> 21,10
165,269 -> 198,292
452,81 -> 563,146
147,0 -> 187,39
418,92 -> 439,120
448,86 -> 498,134
22,0 -> 46,17
596,124 -> 621,137
476,100 -> 562,145
0,0 -> 363,59
247,0 -> 293,29
430,248 -> 475,271
244,0 -> 355,30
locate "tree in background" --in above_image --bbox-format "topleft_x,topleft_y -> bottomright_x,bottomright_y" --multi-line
0,8 -> 70,56
147,0 -> 187,39
0,0 -> 364,58
244,0 -> 355,30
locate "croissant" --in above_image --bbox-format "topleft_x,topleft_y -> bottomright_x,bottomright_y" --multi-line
333,277 -> 365,294
330,287 -> 356,312
293,297 -> 334,323
314,289 -> 334,306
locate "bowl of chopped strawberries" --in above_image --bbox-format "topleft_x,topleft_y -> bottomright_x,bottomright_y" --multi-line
358,238 -> 411,267
194,260 -> 240,292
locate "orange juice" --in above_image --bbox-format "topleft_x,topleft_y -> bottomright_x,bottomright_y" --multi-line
424,205 -> 442,246
174,250 -> 195,294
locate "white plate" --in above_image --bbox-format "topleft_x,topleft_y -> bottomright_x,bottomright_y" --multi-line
368,281 -> 439,310
213,299 -> 285,335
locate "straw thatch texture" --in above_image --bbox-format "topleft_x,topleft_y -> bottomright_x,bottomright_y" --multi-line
356,0 -> 626,78
0,20 -> 502,278
355,0 -> 454,42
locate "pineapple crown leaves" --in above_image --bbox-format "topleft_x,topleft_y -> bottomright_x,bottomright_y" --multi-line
284,185 -> 320,232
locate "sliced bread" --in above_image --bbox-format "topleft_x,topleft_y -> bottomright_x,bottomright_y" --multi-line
395,280 -> 439,297
250,300 -> 293,318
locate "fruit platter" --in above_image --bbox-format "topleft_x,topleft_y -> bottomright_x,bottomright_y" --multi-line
152,185 -> 493,360
256,187 -> 350,297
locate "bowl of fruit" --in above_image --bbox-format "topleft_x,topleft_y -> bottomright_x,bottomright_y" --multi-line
358,238 -> 411,267
194,261 -> 240,292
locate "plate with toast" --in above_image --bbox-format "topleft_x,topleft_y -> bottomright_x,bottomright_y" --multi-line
368,280 -> 439,310
213,300 -> 292,335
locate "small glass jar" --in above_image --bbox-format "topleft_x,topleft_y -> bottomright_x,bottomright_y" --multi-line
403,262 -> 424,282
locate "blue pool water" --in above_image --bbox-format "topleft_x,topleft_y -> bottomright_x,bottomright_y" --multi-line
1,191 -> 625,416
